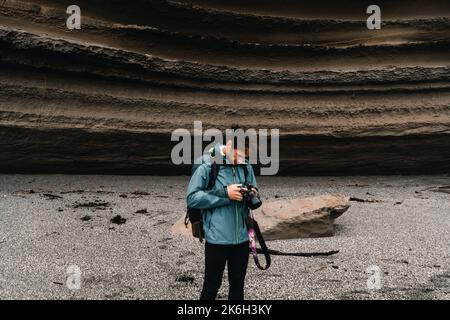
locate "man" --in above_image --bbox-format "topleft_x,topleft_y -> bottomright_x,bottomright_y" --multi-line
186,140 -> 258,300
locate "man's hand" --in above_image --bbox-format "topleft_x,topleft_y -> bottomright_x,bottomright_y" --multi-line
227,184 -> 246,201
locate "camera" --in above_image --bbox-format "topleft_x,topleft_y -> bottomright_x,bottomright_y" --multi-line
240,183 -> 262,210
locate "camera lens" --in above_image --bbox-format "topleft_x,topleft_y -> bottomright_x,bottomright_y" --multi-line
247,191 -> 262,210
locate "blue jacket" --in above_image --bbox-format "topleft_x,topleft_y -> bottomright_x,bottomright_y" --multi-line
186,148 -> 258,245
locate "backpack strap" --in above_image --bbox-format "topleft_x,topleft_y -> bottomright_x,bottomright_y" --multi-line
207,162 -> 220,190
242,164 -> 249,184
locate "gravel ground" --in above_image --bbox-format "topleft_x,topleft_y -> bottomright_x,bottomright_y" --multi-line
0,174 -> 449,300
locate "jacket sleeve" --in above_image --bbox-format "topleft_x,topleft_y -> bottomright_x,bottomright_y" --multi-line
186,164 -> 231,209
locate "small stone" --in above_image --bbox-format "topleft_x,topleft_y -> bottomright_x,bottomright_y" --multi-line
111,215 -> 126,224
132,190 -> 149,196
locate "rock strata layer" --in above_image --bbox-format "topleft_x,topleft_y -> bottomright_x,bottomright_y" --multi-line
0,0 -> 449,174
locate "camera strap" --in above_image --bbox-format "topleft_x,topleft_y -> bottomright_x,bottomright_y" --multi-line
247,210 -> 340,270
247,210 -> 271,270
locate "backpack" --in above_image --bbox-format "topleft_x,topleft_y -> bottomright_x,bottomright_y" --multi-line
184,161 -> 248,242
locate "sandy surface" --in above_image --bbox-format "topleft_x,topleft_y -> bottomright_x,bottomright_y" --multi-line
0,174 -> 449,300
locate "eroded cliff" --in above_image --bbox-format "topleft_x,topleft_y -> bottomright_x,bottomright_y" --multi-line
0,0 -> 449,174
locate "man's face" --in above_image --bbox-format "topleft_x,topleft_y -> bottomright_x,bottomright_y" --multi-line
225,140 -> 246,165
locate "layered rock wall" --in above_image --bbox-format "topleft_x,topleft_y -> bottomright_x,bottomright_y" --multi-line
0,0 -> 449,174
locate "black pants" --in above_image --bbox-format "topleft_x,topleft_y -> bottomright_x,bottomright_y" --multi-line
200,241 -> 249,300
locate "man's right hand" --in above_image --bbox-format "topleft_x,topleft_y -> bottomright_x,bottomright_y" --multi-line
227,184 -> 246,201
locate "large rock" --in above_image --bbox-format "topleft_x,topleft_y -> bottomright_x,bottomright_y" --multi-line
172,194 -> 350,240
256,195 -> 350,240
172,216 -> 194,238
